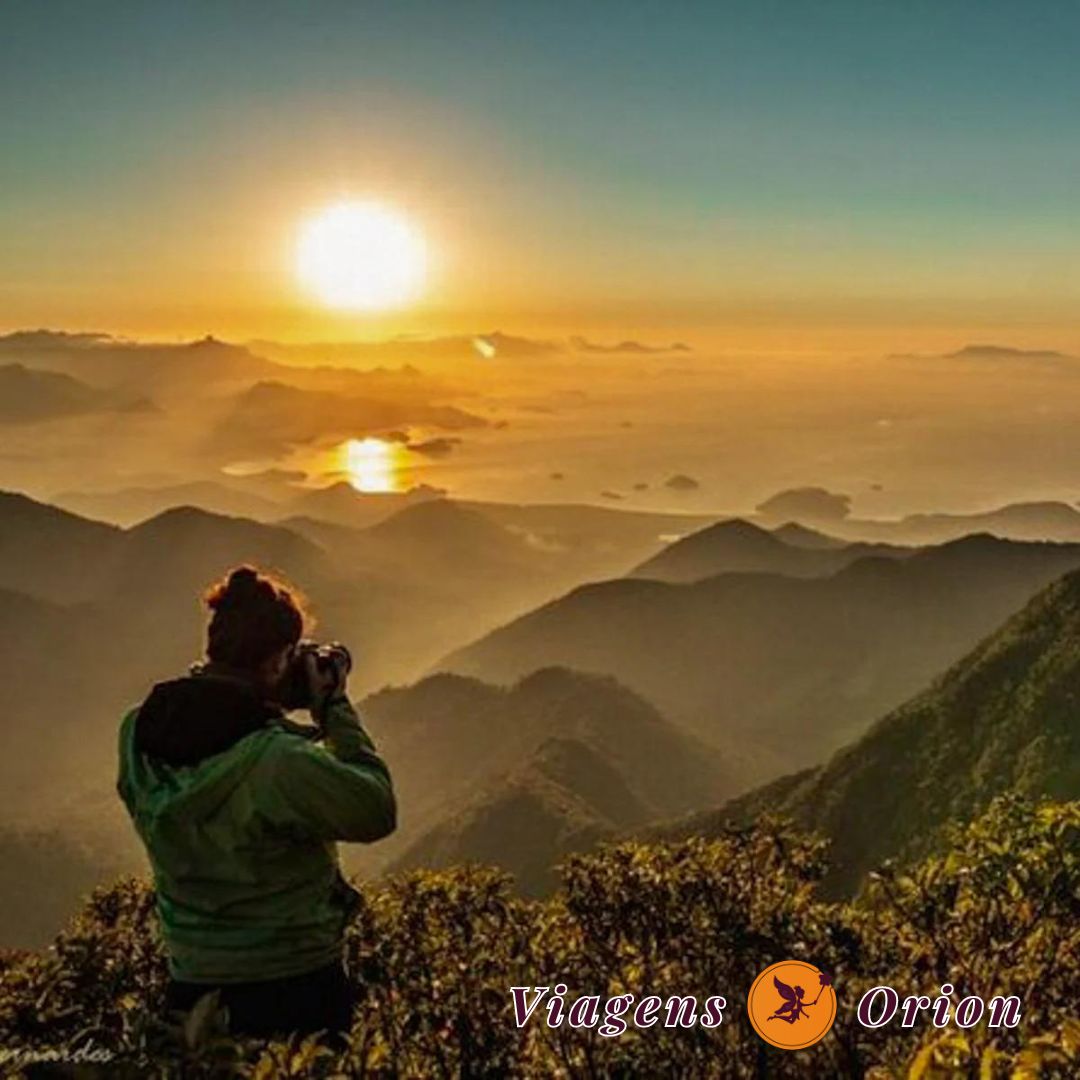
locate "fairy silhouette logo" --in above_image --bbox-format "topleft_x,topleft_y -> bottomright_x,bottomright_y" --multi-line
747,960 -> 837,1050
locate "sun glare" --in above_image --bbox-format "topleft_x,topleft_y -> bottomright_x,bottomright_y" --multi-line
343,437 -> 401,493
296,201 -> 426,311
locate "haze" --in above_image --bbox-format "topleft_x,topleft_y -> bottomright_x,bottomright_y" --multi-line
4,2 -> 1080,963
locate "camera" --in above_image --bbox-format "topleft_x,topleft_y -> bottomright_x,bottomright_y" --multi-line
275,640 -> 352,711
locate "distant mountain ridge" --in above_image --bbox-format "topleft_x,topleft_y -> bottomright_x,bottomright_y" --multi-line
0,489 -> 741,940
371,667 -> 730,893
0,489 -> 723,694
55,481 -> 284,527
770,521 -> 848,550
880,501 -> 1080,544
439,533 -> 1080,781
284,482 -> 441,531
0,330 -> 275,389
0,491 -> 120,602
947,343 -> 1076,362
755,486 -> 1080,545
887,342 -> 1078,365
0,363 -> 151,423
630,517 -> 909,583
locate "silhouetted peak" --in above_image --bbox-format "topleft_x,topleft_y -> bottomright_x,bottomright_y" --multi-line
513,666 -> 621,699
932,531 -> 1011,553
400,671 -> 496,698
130,504 -> 238,531
124,506 -> 308,551
945,344 -> 1074,362
374,497 -> 470,524
771,521 -> 844,549
0,489 -> 117,533
708,517 -> 776,540
0,329 -> 110,349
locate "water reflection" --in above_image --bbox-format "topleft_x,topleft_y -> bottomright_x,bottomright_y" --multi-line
342,437 -> 403,493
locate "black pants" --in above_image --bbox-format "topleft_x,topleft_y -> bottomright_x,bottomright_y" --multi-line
165,960 -> 355,1045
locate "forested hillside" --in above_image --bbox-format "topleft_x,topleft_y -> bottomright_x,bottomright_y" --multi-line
679,569 -> 1080,893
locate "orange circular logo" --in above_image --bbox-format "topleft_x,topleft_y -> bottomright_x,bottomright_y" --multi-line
747,960 -> 836,1050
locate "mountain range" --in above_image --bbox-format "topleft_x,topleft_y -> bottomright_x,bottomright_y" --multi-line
755,486 -> 1080,545
363,667 -> 730,893
630,517 -> 909,582
392,564 -> 1080,901
5,478 -> 1080,945
439,533 -> 1080,780
0,331 -> 274,391
664,568 -> 1080,893
0,490 -> 719,830
0,363 -> 151,423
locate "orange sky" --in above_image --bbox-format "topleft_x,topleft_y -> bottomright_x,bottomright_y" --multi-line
7,4 -> 1080,355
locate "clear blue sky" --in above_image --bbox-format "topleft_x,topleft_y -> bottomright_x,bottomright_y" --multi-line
3,1 -> 1079,340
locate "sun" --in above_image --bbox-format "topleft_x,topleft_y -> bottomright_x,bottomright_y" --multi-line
296,201 -> 426,311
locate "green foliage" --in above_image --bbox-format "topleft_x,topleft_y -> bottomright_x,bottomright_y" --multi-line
1,796 -> 1077,1078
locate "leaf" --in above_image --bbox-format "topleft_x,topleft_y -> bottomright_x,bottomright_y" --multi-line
183,988 -> 228,1050
1061,1018 -> 1080,1056
906,1043 -> 935,1080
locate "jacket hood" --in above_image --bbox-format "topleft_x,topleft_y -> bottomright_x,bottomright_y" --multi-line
118,671 -> 285,829
135,670 -> 280,767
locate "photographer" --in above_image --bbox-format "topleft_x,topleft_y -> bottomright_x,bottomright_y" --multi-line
116,565 -> 396,1044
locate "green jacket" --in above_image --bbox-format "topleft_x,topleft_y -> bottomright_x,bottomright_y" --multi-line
117,674 -> 396,983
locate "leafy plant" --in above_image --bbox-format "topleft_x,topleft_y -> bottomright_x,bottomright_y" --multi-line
1,796 -> 1076,1078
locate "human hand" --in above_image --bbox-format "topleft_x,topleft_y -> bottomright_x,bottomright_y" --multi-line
305,648 -> 349,714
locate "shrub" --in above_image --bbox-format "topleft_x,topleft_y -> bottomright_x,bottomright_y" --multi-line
0,796 -> 1077,1078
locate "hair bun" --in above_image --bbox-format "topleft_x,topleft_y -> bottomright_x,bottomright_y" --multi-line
226,566 -> 261,596
207,565 -> 263,611
202,565 -> 307,670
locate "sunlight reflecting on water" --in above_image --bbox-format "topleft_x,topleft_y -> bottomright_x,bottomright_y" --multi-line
342,437 -> 404,493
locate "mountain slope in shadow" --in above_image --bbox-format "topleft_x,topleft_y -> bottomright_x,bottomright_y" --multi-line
362,667 -> 731,889
438,534 -> 1080,782
665,568 -> 1080,893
